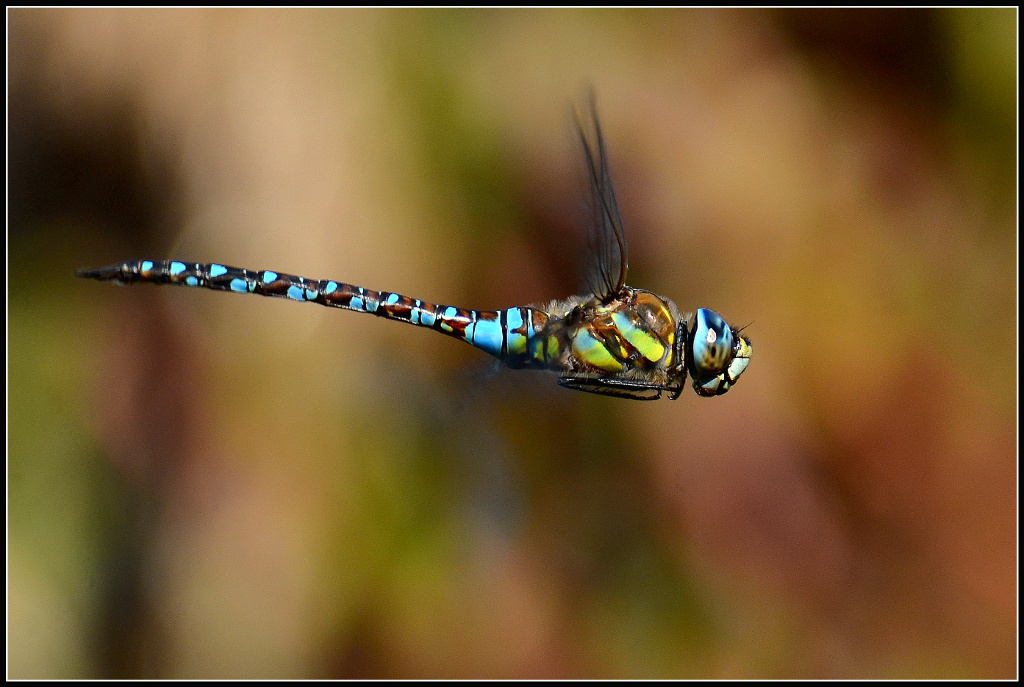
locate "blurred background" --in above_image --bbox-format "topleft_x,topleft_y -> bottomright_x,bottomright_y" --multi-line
7,8 -> 1016,678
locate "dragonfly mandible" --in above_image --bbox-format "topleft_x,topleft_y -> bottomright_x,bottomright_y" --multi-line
78,98 -> 751,401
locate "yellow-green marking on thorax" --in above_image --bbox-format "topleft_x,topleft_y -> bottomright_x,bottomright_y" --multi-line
570,328 -> 624,373
611,311 -> 665,363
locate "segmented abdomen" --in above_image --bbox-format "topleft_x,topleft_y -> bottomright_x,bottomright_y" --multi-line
76,259 -> 559,362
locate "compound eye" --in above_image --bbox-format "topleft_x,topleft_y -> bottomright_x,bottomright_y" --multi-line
694,375 -> 725,397
689,308 -> 734,380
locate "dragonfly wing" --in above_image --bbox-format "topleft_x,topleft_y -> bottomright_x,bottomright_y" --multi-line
575,91 -> 628,302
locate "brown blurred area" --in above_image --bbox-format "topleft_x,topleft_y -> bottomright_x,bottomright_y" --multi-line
7,8 -> 1016,679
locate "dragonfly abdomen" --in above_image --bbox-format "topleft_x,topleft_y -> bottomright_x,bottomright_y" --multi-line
76,259 -> 555,361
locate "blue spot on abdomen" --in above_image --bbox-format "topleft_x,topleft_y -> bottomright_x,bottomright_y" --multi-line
471,318 -> 503,356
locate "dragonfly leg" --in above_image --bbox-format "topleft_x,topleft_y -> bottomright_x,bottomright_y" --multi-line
558,376 -> 667,401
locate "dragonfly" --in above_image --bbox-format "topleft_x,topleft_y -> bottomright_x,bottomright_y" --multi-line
77,99 -> 751,401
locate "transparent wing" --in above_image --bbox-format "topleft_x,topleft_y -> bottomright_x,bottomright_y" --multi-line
575,91 -> 628,302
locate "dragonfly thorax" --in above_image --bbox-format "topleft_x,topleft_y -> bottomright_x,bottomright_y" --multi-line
540,287 -> 684,385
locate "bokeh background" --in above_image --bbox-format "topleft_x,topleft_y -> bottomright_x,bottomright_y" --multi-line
7,8 -> 1016,679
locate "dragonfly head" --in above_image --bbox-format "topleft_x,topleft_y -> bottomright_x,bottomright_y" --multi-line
686,308 -> 752,397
